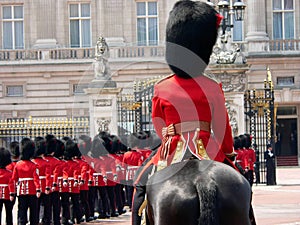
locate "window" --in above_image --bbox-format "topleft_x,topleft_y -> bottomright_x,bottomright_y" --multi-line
6,85 -> 23,97
73,83 -> 88,94
2,5 -> 24,49
273,0 -> 294,40
232,20 -> 243,42
136,1 -> 158,46
69,3 -> 91,48
277,76 -> 294,86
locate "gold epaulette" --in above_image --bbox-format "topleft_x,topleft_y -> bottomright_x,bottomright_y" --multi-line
203,72 -> 220,84
155,74 -> 175,85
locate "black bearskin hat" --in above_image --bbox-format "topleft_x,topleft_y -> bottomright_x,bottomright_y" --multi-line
78,134 -> 92,155
244,133 -> 252,148
54,139 -> 65,159
9,141 -> 20,158
34,138 -> 46,157
0,147 -> 12,168
129,131 -> 149,149
64,139 -> 78,160
91,135 -> 108,158
20,137 -> 35,160
45,134 -> 57,155
239,134 -> 246,149
166,0 -> 219,78
233,136 -> 241,150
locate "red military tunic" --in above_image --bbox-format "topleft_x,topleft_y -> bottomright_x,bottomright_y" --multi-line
122,150 -> 143,181
74,157 -> 90,191
44,156 -> 61,192
63,159 -> 80,193
94,155 -> 117,186
32,157 -> 48,193
151,74 -> 234,165
111,153 -> 125,183
9,160 -> 40,196
245,148 -> 256,171
83,155 -> 97,187
0,168 -> 14,200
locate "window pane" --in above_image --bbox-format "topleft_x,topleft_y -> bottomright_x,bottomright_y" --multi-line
3,22 -> 13,49
273,12 -> 283,39
137,2 -> 146,16
70,4 -> 79,17
148,18 -> 158,45
3,6 -> 12,19
81,20 -> 91,47
284,0 -> 293,10
14,6 -> 23,19
137,18 -> 146,45
148,2 -> 157,15
70,20 -> 80,47
273,0 -> 282,10
7,86 -> 23,96
284,12 -> 294,39
81,3 -> 90,17
15,21 -> 24,49
233,20 -> 243,41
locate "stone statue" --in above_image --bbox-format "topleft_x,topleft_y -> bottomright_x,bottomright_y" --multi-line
94,36 -> 110,79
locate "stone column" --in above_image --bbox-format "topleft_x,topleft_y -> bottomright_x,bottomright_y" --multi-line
84,85 -> 122,138
245,0 -> 269,52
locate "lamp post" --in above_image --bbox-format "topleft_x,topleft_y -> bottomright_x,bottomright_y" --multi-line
207,0 -> 246,64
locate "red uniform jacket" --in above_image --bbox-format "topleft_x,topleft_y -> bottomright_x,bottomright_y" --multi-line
10,160 -> 41,196
54,159 -> 67,193
83,155 -> 96,187
63,159 -> 81,193
122,150 -> 143,181
44,156 -> 61,192
0,168 -> 14,200
6,161 -> 17,171
235,149 -> 246,169
92,157 -> 105,187
152,74 -> 234,164
94,155 -> 117,186
245,148 -> 256,170
74,157 -> 91,191
111,153 -> 125,183
32,157 -> 48,193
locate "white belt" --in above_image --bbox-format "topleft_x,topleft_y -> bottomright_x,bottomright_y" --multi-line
127,166 -> 139,170
68,177 -> 74,180
106,171 -> 113,174
0,184 -> 8,187
19,178 -> 34,181
93,173 -> 102,176
40,176 -> 46,179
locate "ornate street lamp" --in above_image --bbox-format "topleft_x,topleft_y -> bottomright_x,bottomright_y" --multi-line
208,0 -> 246,35
207,0 -> 246,64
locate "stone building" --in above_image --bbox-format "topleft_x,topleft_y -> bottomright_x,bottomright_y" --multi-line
0,0 -> 298,166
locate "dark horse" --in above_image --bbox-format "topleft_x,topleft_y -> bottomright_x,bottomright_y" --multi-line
146,159 -> 252,225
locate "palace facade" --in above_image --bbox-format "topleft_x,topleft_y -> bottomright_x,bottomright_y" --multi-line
0,0 -> 299,166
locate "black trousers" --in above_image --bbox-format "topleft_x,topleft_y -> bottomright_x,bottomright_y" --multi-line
38,193 -> 51,225
88,186 -> 97,218
96,186 -> 109,216
106,186 -> 116,214
18,195 -> 39,225
115,184 -> 125,214
0,199 -> 14,225
49,191 -> 61,225
70,193 -> 83,223
60,192 -> 71,224
132,164 -> 155,225
80,190 -> 91,219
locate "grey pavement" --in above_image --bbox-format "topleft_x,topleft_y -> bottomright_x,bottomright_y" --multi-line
2,166 -> 300,225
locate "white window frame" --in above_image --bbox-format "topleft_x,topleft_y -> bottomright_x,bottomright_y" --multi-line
2,5 -> 24,49
136,1 -> 159,46
272,0 -> 295,40
69,3 -> 91,48
6,84 -> 24,97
